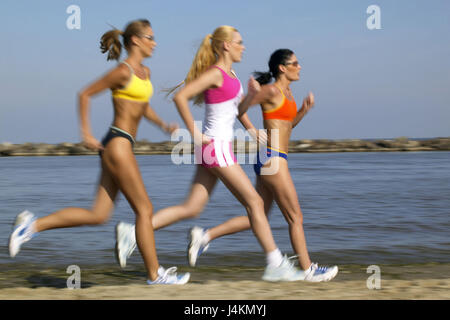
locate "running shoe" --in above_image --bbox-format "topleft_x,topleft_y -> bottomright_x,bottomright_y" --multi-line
262,255 -> 306,282
9,210 -> 36,258
187,226 -> 209,267
115,222 -> 136,268
147,266 -> 190,285
303,263 -> 339,282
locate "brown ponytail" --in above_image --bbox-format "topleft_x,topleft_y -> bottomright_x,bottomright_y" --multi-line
99,19 -> 151,61
100,29 -> 123,61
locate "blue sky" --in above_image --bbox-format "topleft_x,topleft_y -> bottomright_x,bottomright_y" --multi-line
1,0 -> 449,143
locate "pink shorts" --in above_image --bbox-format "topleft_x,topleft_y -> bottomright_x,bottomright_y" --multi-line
195,139 -> 237,168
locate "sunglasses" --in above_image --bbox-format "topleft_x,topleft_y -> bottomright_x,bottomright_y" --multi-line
141,35 -> 155,41
285,61 -> 299,67
228,40 -> 244,46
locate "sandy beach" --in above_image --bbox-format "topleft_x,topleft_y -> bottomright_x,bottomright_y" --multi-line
0,263 -> 448,300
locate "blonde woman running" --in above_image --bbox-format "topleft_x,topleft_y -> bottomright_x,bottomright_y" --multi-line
8,19 -> 189,285
188,49 -> 338,282
116,26 -> 305,282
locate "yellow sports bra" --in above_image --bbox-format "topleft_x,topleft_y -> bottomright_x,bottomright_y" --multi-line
112,61 -> 153,102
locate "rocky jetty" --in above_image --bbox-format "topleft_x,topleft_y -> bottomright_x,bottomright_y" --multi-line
288,137 -> 450,153
1,137 -> 449,157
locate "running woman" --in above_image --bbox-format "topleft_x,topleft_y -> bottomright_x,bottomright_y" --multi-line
115,26 -> 306,282
8,19 -> 189,285
188,49 -> 339,282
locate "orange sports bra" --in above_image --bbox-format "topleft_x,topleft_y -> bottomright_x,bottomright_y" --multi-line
263,85 -> 297,121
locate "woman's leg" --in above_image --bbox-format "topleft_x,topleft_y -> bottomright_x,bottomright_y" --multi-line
10,160 -> 119,258
207,177 -> 274,241
34,165 -> 119,232
100,138 -> 160,280
259,157 -> 312,270
115,165 -> 218,269
209,164 -> 277,254
151,165 -> 218,230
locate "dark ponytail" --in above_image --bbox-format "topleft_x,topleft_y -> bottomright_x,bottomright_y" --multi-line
253,48 -> 294,85
253,71 -> 273,85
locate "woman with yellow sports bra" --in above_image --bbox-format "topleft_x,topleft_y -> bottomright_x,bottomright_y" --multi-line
8,19 -> 190,285
188,49 -> 339,282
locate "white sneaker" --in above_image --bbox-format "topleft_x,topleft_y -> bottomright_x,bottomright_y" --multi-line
303,263 -> 339,282
9,210 -> 36,258
115,222 -> 136,268
262,255 -> 306,282
188,226 -> 209,267
147,266 -> 190,285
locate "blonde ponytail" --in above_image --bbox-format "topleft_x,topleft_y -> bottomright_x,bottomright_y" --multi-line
166,26 -> 238,105
166,34 -> 215,104
165,34 -> 215,105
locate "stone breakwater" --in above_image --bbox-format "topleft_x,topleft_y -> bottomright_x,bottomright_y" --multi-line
1,137 -> 449,157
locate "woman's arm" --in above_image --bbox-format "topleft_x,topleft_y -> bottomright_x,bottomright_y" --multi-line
238,112 -> 257,142
237,77 -> 263,117
173,67 -> 222,144
143,65 -> 178,133
292,92 -> 315,128
238,80 -> 279,117
237,81 -> 279,143
143,104 -> 178,133
238,112 -> 267,144
78,65 -> 129,150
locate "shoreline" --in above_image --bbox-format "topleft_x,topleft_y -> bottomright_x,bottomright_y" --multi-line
1,137 -> 449,157
0,263 -> 448,300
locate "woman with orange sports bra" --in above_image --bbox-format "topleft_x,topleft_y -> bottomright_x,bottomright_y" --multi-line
8,19 -> 190,285
187,49 -> 339,282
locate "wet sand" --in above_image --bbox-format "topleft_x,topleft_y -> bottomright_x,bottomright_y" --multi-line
0,263 -> 448,300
